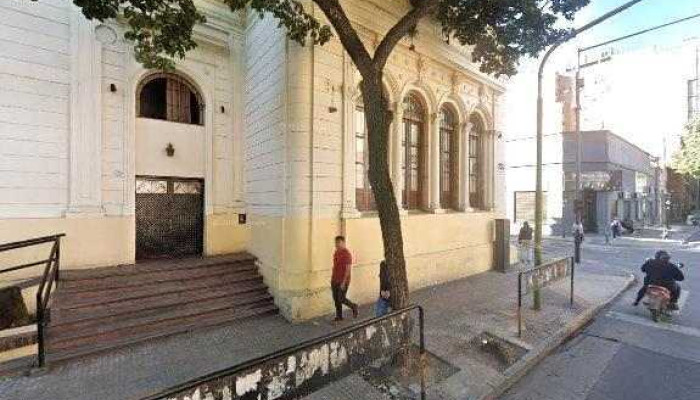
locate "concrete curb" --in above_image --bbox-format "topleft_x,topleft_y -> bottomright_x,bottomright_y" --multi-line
476,273 -> 637,400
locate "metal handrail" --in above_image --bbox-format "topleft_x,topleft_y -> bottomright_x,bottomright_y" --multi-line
0,233 -> 65,368
517,256 -> 575,337
141,304 -> 425,400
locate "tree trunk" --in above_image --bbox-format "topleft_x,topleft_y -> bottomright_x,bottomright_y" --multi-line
361,72 -> 409,310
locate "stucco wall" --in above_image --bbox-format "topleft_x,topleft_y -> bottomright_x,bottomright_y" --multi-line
0,2 -> 247,269
135,118 -> 206,178
0,0 -> 71,219
242,2 -> 505,321
261,212 -> 496,321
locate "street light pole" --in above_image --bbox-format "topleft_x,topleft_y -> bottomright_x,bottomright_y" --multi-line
575,48 -> 583,222
534,0 -> 646,267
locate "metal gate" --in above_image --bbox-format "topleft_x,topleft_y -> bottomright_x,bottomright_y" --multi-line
135,177 -> 203,260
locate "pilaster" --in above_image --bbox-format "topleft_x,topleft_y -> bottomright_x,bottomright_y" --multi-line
429,112 -> 443,212
460,122 -> 473,211
229,32 -> 246,209
66,7 -> 103,217
391,101 -> 405,213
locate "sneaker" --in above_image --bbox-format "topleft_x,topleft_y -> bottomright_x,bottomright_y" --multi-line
632,300 -> 639,307
668,303 -> 679,311
351,305 -> 359,318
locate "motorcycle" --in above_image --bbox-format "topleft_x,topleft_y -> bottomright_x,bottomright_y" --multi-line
643,262 -> 685,322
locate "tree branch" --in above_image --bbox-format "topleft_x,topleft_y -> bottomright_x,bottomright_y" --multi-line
313,0 -> 373,76
373,0 -> 437,70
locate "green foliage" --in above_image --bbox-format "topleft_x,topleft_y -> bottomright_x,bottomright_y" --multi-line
65,0 -> 588,76
673,116 -> 700,178
436,0 -> 588,76
72,0 -> 205,69
224,1 -> 332,46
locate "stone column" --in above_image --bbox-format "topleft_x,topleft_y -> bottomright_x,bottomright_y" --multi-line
66,8 -> 103,216
391,102 -> 404,212
429,112 -> 442,212
459,122 -> 472,211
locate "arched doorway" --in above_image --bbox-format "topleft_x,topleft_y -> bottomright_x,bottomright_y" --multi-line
134,72 -> 206,259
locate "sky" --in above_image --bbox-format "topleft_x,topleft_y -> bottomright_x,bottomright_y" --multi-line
502,0 -> 700,159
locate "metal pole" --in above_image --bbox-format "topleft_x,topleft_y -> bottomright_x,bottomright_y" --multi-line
418,306 -> 426,400
693,46 -> 700,210
534,0 -> 645,266
575,48 -> 582,223
570,257 -> 575,307
517,273 -> 523,337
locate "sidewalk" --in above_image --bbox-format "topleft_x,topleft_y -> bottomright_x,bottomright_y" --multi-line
0,261 -> 632,400
304,264 -> 633,400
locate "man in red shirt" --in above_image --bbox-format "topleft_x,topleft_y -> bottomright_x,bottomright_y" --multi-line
331,236 -> 358,322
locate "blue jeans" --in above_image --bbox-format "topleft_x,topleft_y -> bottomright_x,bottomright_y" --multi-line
375,297 -> 391,317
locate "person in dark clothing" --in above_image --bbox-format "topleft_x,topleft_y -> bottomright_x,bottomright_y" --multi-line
517,222 -> 533,266
633,250 -> 685,309
331,236 -> 358,322
375,261 -> 391,317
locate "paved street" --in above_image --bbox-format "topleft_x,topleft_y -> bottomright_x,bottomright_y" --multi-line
501,232 -> 700,400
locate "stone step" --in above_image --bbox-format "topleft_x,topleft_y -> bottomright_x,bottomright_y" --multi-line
46,303 -> 278,364
58,263 -> 258,292
60,253 -> 257,281
51,285 -> 270,325
49,291 -> 274,341
54,272 -> 263,310
45,252 -> 277,364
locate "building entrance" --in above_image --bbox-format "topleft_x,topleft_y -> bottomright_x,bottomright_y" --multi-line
135,176 -> 204,260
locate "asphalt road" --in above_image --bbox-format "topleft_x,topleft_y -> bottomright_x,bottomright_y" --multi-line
501,235 -> 700,400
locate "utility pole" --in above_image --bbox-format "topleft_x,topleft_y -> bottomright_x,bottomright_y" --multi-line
534,0 -> 645,268
693,45 -> 700,210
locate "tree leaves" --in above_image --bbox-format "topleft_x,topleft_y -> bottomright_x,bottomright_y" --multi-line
224,1 -> 331,46
67,0 -> 588,77
673,116 -> 700,178
73,0 -> 205,69
435,0 -> 589,77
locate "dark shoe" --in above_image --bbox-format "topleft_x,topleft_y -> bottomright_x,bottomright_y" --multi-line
668,303 -> 679,311
351,305 -> 359,318
632,300 -> 639,306
332,317 -> 344,323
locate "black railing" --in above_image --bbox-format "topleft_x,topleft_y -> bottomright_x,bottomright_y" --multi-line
517,257 -> 575,337
0,234 -> 65,368
142,304 -> 426,400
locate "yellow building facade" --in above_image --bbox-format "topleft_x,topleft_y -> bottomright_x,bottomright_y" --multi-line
0,0 -> 507,321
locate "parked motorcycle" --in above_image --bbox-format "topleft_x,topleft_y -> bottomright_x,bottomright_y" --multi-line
643,262 -> 685,322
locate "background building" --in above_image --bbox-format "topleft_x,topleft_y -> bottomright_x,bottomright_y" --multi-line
506,130 -> 661,235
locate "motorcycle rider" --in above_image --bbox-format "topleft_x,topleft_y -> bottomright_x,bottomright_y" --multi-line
633,250 -> 684,310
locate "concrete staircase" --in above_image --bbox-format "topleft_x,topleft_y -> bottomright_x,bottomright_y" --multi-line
46,253 -> 277,363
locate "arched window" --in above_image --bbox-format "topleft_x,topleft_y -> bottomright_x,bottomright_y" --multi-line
469,113 -> 485,209
440,106 -> 459,209
402,94 -> 426,210
355,106 -> 375,211
137,73 -> 203,125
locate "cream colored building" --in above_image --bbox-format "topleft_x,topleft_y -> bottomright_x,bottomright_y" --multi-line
0,0 -> 506,320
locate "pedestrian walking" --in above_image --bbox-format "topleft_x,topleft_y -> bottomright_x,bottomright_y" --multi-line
331,236 -> 358,322
375,260 -> 391,317
518,221 -> 533,266
572,219 -> 584,263
610,217 -> 621,240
